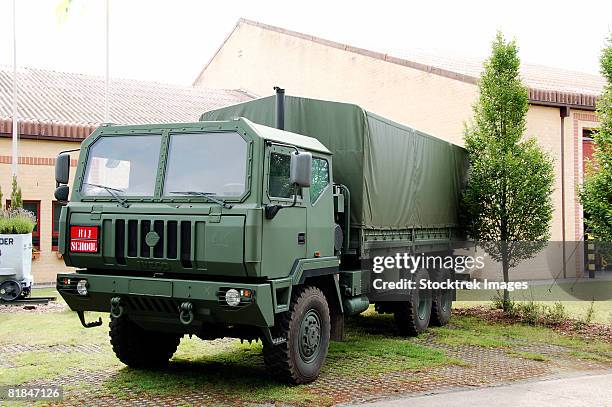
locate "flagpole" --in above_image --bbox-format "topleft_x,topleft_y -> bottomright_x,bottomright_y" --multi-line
11,0 -> 18,177
104,0 -> 109,123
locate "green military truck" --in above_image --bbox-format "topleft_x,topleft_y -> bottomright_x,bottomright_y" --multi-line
55,91 -> 467,384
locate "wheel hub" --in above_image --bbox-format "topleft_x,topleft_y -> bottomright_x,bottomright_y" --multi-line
299,310 -> 321,362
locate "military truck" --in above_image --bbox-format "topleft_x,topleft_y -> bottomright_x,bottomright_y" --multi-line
55,90 -> 467,384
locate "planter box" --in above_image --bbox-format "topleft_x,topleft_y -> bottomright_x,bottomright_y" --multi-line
0,233 -> 33,288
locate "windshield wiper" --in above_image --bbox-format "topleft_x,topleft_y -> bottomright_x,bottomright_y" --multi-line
83,182 -> 130,208
169,191 -> 233,209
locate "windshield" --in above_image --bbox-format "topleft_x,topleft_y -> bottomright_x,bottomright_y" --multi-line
163,132 -> 248,197
82,135 -> 161,196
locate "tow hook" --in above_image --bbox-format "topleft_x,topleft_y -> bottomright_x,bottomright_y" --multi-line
110,297 -> 124,319
179,302 -> 194,325
77,311 -> 102,328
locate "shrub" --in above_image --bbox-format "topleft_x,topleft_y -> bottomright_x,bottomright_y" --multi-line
10,176 -> 23,209
515,301 -> 542,325
582,300 -> 596,325
0,208 -> 36,234
543,302 -> 567,325
491,297 -> 569,326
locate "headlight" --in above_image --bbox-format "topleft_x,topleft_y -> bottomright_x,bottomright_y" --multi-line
225,288 -> 240,307
77,280 -> 88,296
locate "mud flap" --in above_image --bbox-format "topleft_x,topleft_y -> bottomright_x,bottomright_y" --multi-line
330,313 -> 345,341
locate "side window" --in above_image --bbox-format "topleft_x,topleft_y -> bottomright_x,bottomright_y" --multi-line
269,152 -> 301,199
310,157 -> 330,203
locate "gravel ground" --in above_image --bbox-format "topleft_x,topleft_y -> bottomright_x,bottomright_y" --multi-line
0,299 -> 66,313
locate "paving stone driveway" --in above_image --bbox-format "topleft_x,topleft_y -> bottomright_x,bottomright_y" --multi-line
3,332 -> 608,406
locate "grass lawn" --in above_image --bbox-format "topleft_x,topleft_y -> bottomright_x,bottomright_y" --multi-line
0,289 -> 610,405
455,280 -> 612,325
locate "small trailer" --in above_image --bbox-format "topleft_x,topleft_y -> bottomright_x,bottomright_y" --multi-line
0,233 -> 33,302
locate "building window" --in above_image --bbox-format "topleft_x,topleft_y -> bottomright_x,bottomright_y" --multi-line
583,128 -> 596,168
6,200 -> 41,250
52,201 -> 66,251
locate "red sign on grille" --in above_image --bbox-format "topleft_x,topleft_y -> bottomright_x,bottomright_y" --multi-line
70,226 -> 99,253
70,226 -> 98,240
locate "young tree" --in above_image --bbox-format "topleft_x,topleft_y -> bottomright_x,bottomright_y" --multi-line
580,35 -> 612,241
10,175 -> 23,209
462,32 -> 555,310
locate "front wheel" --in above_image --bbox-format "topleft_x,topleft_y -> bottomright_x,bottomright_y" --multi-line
109,315 -> 181,368
263,286 -> 331,384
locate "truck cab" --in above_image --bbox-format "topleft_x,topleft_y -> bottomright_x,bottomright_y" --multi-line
56,118 -> 343,384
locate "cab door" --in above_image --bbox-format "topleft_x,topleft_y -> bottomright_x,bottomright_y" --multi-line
261,145 -> 307,279
306,155 -> 334,258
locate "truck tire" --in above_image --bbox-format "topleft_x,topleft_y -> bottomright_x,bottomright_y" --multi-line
394,268 -> 432,336
109,316 -> 181,368
430,268 -> 452,326
263,286 -> 330,384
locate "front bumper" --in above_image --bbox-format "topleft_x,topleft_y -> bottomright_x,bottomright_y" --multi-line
57,273 -> 275,328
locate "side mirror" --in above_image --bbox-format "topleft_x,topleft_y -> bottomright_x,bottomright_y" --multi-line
55,153 -> 70,185
54,185 -> 70,201
290,152 -> 312,187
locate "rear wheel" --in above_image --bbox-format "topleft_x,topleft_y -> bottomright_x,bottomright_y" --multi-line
430,268 -> 452,326
394,269 -> 432,336
109,315 -> 181,368
263,286 -> 330,384
0,280 -> 21,302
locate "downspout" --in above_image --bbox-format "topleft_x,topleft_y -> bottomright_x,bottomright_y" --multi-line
560,106 -> 570,279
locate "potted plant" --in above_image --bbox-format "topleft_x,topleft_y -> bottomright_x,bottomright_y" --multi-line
0,178 -> 36,301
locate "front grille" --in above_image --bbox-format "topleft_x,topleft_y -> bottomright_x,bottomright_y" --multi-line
180,220 -> 192,268
140,220 -> 151,258
110,218 -> 193,267
115,220 -> 126,264
127,220 -> 138,257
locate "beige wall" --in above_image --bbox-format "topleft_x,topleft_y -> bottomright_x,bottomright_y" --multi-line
196,23 -> 477,146
197,23 -> 599,278
1,137 -> 79,284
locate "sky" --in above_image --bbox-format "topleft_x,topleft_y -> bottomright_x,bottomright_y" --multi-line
0,0 -> 611,86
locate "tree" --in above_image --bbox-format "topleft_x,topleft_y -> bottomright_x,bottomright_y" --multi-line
580,35 -> 612,241
10,176 -> 23,209
0,185 -> 3,210
462,32 -> 555,310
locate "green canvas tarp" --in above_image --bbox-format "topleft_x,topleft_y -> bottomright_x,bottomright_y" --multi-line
200,96 -> 467,231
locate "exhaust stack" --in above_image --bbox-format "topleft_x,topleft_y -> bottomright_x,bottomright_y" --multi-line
274,86 -> 285,130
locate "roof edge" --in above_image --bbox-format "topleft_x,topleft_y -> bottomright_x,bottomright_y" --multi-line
192,19 -> 243,86
202,18 -> 599,109
0,117 -> 96,141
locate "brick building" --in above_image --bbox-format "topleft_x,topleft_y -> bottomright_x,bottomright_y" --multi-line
0,66 -> 253,283
194,19 -> 606,277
